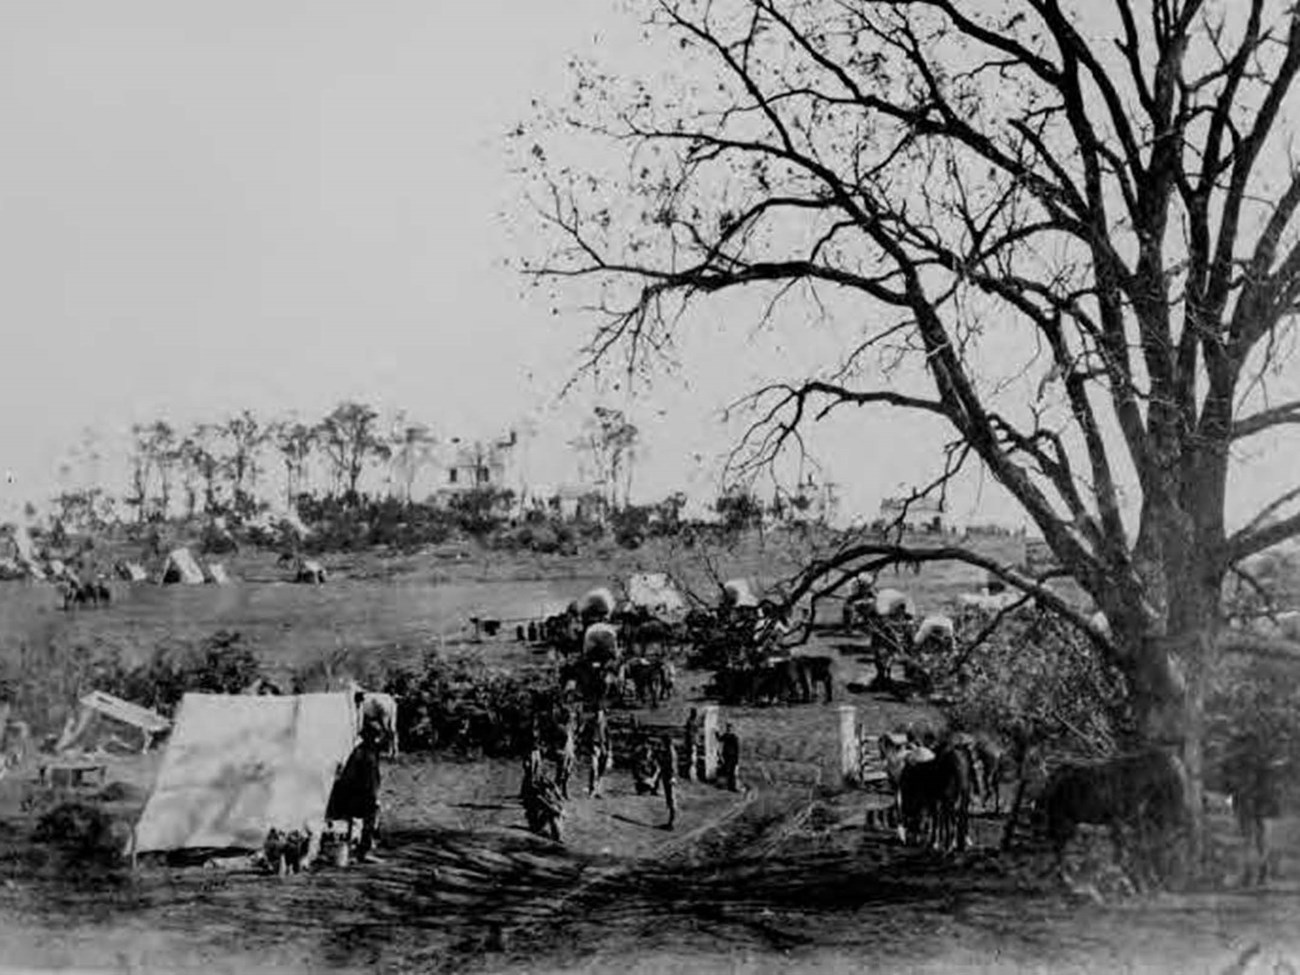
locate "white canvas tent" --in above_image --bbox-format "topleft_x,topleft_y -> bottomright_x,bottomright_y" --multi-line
130,692 -> 357,856
204,562 -> 230,585
625,572 -> 686,617
161,547 -> 204,585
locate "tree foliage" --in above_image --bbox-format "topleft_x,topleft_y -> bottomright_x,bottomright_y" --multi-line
317,401 -> 391,504
572,406 -> 640,509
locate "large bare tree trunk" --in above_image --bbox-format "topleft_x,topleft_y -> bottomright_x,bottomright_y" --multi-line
1114,567 -> 1221,879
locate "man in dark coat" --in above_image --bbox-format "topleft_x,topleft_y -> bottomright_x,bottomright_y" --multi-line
658,734 -> 678,830
719,723 -> 741,793
327,726 -> 384,863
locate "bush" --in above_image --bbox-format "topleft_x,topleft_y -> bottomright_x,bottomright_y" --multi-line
33,802 -> 123,863
944,608 -> 1134,758
382,654 -> 561,758
1204,655 -> 1300,797
79,630 -> 263,719
200,523 -> 239,555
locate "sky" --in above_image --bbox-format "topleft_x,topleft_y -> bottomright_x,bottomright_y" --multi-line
0,1 -> 1296,535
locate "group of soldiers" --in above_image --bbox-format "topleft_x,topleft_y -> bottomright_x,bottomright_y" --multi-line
517,704 -> 745,842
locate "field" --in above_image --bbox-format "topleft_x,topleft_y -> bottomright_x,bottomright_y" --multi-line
0,534 -> 1297,974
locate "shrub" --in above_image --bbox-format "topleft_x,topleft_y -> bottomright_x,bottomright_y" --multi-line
33,802 -> 123,863
943,608 -> 1134,758
1204,655 -> 1300,797
381,654 -> 561,758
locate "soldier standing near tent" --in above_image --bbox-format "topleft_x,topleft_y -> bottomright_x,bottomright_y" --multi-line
326,725 -> 384,864
658,734 -> 678,830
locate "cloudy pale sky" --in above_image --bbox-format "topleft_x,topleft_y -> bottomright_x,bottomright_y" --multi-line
0,1 -> 1295,533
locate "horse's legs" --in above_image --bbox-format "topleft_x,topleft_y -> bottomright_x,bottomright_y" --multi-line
1110,820 -> 1144,893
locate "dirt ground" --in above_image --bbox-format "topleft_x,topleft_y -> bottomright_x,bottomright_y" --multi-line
0,543 -> 1297,973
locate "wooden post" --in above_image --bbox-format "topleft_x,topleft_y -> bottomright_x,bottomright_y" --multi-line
838,705 -> 859,787
702,705 -> 720,781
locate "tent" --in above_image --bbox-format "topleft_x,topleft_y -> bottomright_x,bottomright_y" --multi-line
625,572 -> 686,617
204,562 -> 230,585
56,690 -> 171,755
161,548 -> 204,585
130,692 -> 358,857
0,525 -> 43,580
116,561 -> 148,582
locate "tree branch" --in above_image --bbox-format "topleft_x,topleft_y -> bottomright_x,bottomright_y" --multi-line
1231,398 -> 1300,440
773,541 -> 1118,662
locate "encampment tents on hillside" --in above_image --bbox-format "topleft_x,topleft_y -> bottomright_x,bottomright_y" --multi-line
129,692 -> 357,857
161,548 -> 204,585
204,562 -> 230,585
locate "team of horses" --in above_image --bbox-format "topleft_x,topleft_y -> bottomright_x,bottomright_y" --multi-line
531,578 -> 1283,892
56,574 -> 112,611
879,725 -> 1289,893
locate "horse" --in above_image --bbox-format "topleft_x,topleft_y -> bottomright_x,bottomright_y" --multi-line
794,656 -> 834,704
898,743 -> 974,852
1220,730 -> 1288,887
1036,749 -> 1188,890
341,681 -> 399,759
877,733 -> 936,840
948,730 -> 1014,813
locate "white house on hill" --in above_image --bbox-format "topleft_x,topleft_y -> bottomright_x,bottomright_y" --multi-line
431,433 -> 517,503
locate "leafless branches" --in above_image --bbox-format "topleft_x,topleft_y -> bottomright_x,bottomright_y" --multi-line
521,0 -> 1300,673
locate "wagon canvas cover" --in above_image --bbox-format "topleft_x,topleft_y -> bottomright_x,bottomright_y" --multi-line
131,692 -> 357,855
626,572 -> 686,617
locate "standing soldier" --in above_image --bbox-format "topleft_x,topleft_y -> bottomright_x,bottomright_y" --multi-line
521,747 -> 564,842
555,711 -> 577,800
658,734 -> 678,830
719,723 -> 741,793
584,705 -> 610,798
682,708 -> 700,782
522,733 -> 544,801
326,725 -> 385,864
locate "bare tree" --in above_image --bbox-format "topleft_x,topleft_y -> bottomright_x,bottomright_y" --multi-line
125,423 -> 155,525
570,406 -> 640,509
144,421 -> 179,520
317,401 -> 391,504
180,425 -> 224,518
273,419 -> 317,507
218,410 -> 269,514
524,0 -> 1300,852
